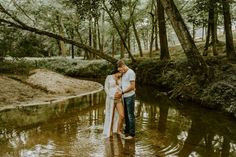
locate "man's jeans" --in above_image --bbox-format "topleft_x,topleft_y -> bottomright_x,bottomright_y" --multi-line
124,94 -> 135,137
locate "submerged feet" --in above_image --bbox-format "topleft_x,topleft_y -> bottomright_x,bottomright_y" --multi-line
124,136 -> 134,140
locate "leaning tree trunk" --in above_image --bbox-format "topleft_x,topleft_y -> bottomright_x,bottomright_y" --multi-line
222,0 -> 236,61
160,0 -> 208,74
132,19 -> 143,57
158,0 -> 170,60
103,3 -> 136,63
0,4 -> 118,64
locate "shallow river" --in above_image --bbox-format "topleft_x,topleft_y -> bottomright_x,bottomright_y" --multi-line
0,86 -> 236,157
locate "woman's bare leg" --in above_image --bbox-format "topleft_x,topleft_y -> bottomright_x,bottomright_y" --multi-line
115,102 -> 124,134
110,103 -> 116,137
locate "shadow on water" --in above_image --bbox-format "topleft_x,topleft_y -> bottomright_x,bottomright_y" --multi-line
0,86 -> 236,157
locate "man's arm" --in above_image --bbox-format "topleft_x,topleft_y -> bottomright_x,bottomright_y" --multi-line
122,81 -> 135,94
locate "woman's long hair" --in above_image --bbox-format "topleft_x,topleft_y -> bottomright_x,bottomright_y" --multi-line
111,67 -> 121,85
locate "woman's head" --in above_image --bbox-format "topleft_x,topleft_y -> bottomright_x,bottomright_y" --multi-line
111,67 -> 122,78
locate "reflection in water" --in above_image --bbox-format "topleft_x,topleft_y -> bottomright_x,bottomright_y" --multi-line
104,135 -> 135,157
0,87 -> 236,157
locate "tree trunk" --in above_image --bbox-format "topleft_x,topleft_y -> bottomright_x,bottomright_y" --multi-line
56,14 -> 67,57
103,3 -> 136,63
204,1 -> 214,56
149,16 -> 155,58
112,34 -> 115,57
155,25 -> 159,51
0,4 -> 118,64
158,0 -> 170,60
120,38 -> 125,58
0,20 -> 117,63
155,2 -> 159,51
132,19 -> 143,57
149,0 -> 155,58
93,18 -> 97,58
127,29 -> 131,54
192,23 -> 195,41
88,17 -> 92,59
97,19 -> 102,52
212,8 -> 218,56
101,10 -> 105,52
71,29 -> 75,59
160,0 -> 208,74
202,24 -> 205,41
222,0 -> 236,60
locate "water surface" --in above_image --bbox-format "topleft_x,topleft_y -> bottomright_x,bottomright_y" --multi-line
0,87 -> 236,157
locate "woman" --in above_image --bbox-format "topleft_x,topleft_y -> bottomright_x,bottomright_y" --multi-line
103,68 -> 124,138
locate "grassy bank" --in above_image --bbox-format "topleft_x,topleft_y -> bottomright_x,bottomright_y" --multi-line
1,50 -> 236,117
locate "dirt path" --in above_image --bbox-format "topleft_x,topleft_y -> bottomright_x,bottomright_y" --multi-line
0,69 -> 103,110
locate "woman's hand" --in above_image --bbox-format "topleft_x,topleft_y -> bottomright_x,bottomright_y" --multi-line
114,91 -> 122,99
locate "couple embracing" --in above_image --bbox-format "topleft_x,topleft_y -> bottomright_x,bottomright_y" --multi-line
103,60 -> 136,140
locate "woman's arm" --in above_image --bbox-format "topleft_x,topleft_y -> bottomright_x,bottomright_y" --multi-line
104,76 -> 109,95
104,76 -> 115,99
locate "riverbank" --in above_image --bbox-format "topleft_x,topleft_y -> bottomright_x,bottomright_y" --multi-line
0,68 -> 103,111
1,53 -> 236,117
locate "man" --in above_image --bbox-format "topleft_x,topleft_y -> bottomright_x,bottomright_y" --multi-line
116,60 -> 136,140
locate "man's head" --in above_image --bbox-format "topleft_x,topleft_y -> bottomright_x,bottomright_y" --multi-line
117,60 -> 127,73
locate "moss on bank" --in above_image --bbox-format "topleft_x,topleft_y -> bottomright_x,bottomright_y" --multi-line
1,57 -> 236,117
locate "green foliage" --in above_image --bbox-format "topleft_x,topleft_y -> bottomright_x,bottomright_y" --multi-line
136,59 -> 184,90
36,58 -> 113,78
0,27 -> 18,58
10,34 -> 49,58
0,60 -> 34,75
63,0 -> 102,19
0,26 -> 56,58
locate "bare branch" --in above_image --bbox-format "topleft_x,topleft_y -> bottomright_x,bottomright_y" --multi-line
0,3 -> 27,27
11,0 -> 36,25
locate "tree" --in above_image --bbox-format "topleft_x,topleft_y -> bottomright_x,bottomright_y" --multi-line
159,0 -> 208,74
157,0 -> 170,60
149,0 -> 156,57
103,0 -> 136,63
203,0 -> 218,56
0,2 -> 118,64
222,0 -> 236,61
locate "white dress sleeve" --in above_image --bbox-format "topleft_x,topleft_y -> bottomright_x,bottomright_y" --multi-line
104,75 -> 115,99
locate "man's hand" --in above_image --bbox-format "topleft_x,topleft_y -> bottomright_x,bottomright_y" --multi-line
114,91 -> 122,99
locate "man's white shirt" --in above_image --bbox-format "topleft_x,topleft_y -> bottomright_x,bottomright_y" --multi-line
121,68 -> 136,98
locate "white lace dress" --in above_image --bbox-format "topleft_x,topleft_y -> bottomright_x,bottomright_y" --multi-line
103,75 -> 121,138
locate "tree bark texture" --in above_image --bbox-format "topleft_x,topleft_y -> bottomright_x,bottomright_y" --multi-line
158,0 -> 170,60
56,14 -> 68,57
132,19 -> 143,57
222,0 -> 236,60
160,0 -> 208,74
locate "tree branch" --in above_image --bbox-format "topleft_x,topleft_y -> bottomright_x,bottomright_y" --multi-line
11,0 -> 36,25
0,3 -> 27,27
0,18 -> 117,64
